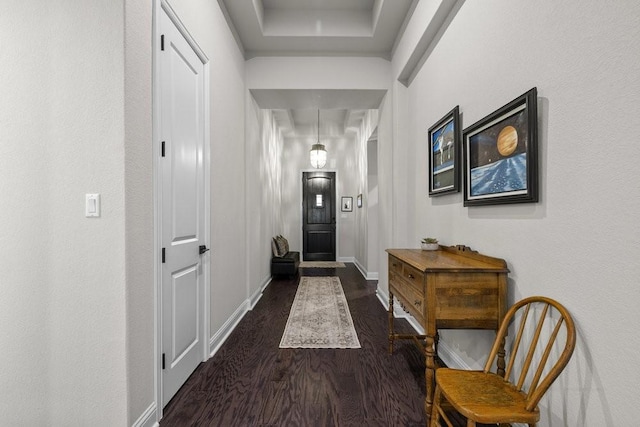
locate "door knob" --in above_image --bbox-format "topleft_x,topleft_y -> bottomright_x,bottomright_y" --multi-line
199,245 -> 210,255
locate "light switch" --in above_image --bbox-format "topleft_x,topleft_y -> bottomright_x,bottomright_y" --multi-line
86,193 -> 100,217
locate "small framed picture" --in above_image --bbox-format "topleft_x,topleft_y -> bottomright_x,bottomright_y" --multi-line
463,88 -> 538,206
357,194 -> 363,208
341,196 -> 353,212
428,106 -> 460,196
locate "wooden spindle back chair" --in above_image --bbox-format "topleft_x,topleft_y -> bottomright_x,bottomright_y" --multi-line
429,296 -> 576,427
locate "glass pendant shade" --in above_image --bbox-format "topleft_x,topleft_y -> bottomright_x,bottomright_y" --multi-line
310,109 -> 327,168
310,143 -> 327,168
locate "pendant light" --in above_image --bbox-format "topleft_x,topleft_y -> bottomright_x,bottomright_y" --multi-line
309,109 -> 327,169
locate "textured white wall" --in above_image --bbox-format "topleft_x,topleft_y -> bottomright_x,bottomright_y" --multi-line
0,1 -> 128,425
125,0 -> 154,422
395,1 -> 640,424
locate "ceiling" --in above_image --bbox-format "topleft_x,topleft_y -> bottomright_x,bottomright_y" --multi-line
218,0 -> 417,141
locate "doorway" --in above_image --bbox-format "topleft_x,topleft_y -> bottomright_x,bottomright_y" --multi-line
154,0 -> 210,411
302,171 -> 336,261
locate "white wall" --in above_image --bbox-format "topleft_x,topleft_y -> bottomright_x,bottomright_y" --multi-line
0,1 -> 128,424
245,100 -> 284,293
125,0 -> 154,423
353,110 -> 379,275
394,1 -> 640,425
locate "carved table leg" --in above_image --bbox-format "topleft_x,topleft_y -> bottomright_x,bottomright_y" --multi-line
388,292 -> 395,354
424,334 -> 436,423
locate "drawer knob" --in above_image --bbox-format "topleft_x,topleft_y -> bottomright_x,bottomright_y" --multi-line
414,300 -> 421,306
407,274 -> 414,279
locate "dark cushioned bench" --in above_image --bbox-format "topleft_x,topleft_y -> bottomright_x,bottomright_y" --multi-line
271,236 -> 299,277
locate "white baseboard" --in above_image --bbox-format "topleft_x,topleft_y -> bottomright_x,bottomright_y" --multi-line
248,275 -> 271,309
209,299 -> 250,357
131,402 -> 158,427
349,257 -> 379,281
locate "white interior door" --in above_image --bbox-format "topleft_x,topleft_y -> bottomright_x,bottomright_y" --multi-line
159,6 -> 206,407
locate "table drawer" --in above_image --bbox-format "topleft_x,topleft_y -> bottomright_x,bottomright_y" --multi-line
401,263 -> 425,296
390,274 -> 425,323
389,256 -> 404,275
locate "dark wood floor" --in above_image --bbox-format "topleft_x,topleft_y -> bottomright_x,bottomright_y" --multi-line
160,264 -> 480,427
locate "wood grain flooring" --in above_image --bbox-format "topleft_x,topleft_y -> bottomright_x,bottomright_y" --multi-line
160,264 -> 485,427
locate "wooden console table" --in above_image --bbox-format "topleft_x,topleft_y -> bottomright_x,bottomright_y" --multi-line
386,246 -> 509,422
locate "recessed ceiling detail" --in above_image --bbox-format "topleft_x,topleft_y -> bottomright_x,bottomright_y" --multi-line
260,0 -> 375,37
218,0 -> 416,59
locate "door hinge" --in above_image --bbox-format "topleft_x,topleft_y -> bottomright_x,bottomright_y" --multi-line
161,34 -> 165,51
162,353 -> 166,370
161,141 -> 165,157
162,248 -> 166,263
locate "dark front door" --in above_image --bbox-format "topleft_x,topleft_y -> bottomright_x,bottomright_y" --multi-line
302,171 -> 336,261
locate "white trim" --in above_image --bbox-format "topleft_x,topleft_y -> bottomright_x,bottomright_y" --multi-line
209,301 -> 251,357
208,276 -> 270,358
153,0 -> 211,420
248,275 -> 270,309
437,339 -> 472,370
351,257 -> 379,281
131,402 -> 158,427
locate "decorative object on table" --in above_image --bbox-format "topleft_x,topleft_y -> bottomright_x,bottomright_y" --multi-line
421,237 -> 439,250
279,276 -> 360,349
463,87 -> 538,206
428,106 -> 460,196
357,193 -> 363,208
341,196 -> 353,212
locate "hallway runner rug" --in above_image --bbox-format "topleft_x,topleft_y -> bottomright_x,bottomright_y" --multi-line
279,276 -> 361,349
299,261 -> 346,268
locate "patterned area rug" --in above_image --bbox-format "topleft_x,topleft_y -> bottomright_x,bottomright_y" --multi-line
299,261 -> 346,268
279,276 -> 360,349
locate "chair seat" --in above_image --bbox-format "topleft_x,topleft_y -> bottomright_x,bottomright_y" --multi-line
436,369 -> 539,425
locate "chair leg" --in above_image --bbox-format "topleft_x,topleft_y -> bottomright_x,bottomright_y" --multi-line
430,385 -> 457,427
429,386 -> 441,427
466,419 -> 476,427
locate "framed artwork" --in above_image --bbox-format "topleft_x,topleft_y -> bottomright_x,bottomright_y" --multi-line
428,106 -> 460,196
463,87 -> 538,206
357,194 -> 363,208
341,196 -> 353,212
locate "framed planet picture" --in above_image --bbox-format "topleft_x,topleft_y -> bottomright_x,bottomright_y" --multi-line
463,88 -> 538,206
428,106 -> 460,196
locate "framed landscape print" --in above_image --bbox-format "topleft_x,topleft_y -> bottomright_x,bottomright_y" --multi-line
428,106 -> 460,196
463,88 -> 538,206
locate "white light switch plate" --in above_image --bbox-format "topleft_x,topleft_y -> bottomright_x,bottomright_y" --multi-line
86,193 -> 100,217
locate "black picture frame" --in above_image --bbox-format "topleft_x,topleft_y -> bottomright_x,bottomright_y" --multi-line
463,87 -> 538,206
341,196 -> 353,212
428,106 -> 460,196
357,194 -> 362,208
